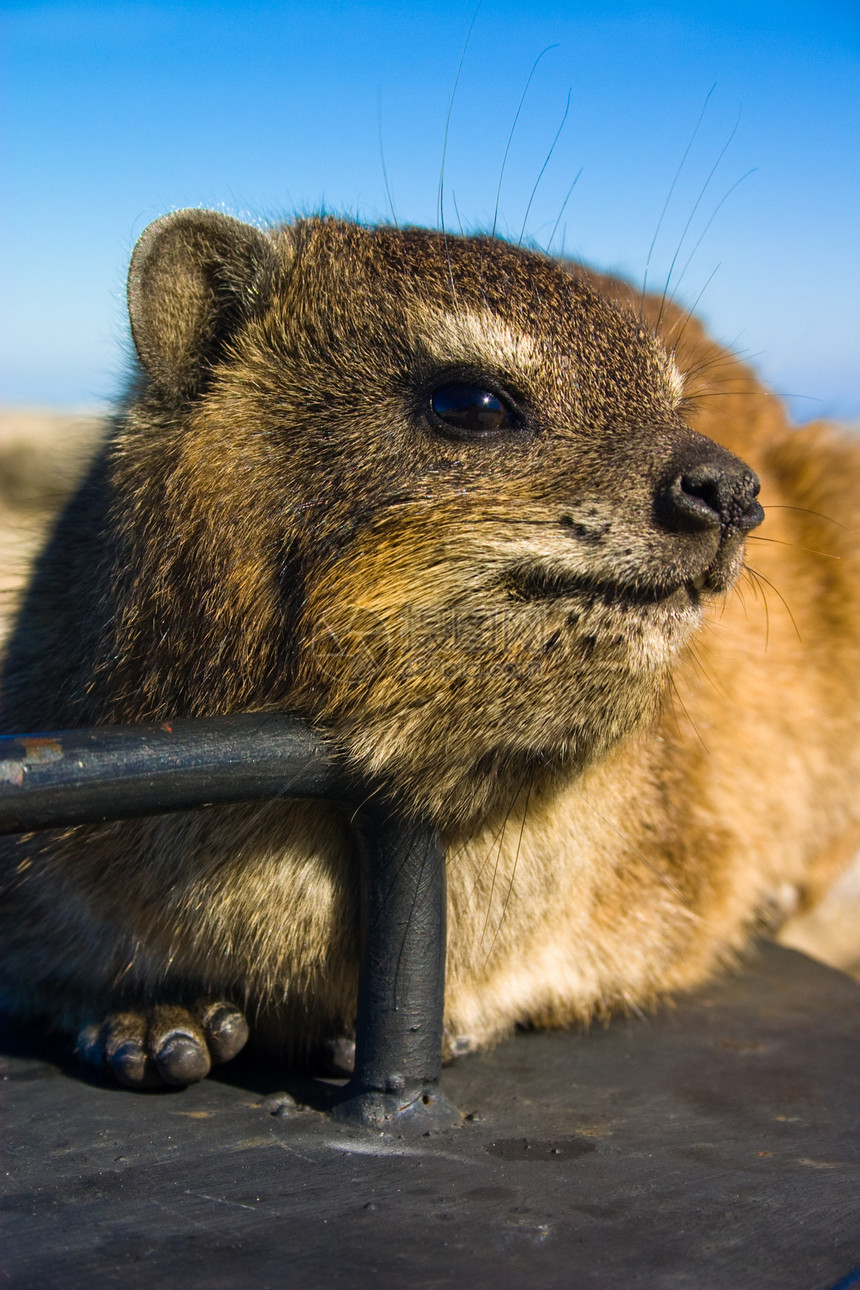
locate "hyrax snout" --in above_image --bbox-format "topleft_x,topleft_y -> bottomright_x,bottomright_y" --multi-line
658,444 -> 762,536
1,209 -> 857,1087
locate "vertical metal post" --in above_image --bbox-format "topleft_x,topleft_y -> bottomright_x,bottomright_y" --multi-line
333,808 -> 460,1129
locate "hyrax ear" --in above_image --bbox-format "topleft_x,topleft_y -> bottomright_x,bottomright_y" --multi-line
128,209 -> 278,401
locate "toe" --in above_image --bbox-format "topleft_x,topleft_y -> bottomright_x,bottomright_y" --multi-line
104,1012 -> 161,1088
194,999 -> 250,1065
75,1021 -> 106,1069
148,1005 -> 211,1085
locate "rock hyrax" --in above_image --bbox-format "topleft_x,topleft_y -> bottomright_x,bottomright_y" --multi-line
1,210 -> 858,1086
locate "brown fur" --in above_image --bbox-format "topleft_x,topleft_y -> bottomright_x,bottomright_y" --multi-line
1,211 -> 858,1072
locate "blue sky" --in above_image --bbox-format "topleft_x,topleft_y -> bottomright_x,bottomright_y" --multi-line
2,1 -> 858,420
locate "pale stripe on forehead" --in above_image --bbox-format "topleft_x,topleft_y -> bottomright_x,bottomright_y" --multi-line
412,304 -> 540,374
413,301 -> 685,408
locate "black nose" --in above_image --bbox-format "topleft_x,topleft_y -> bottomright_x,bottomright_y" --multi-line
660,455 -> 763,534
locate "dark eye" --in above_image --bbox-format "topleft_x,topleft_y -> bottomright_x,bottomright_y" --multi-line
429,383 -> 519,438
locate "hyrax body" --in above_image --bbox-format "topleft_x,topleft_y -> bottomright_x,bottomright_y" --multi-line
1,211 -> 859,1087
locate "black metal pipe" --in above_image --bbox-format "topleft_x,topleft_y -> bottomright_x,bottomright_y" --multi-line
334,807 -> 460,1130
0,713 -> 458,1130
0,714 -> 343,832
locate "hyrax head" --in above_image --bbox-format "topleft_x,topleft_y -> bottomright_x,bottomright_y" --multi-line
127,210 -> 762,821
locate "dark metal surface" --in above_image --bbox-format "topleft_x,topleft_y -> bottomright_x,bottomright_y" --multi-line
2,942 -> 858,1290
0,714 -> 341,831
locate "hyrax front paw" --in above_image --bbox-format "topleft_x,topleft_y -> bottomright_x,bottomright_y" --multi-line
76,999 -> 249,1088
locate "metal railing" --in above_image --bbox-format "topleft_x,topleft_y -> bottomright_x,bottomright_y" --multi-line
0,713 -> 459,1130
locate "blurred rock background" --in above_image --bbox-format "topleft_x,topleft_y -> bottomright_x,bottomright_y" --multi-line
0,408 -> 105,641
1,406 -> 858,980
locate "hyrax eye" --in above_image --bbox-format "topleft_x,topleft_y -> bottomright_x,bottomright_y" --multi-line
429,383 -> 519,438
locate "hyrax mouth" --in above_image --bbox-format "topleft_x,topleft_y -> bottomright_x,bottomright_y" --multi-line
502,439 -> 764,613
503,563 -> 702,610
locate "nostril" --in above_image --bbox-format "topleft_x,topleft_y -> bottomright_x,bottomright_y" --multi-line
663,465 -> 725,531
685,466 -> 724,504
660,460 -> 763,534
679,467 -> 724,525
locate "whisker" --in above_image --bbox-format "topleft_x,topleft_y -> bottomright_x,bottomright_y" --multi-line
438,2 -> 482,301
741,566 -> 769,648
655,107 -> 744,322
679,387 -> 776,403
455,785 -> 515,899
518,87 -> 571,248
683,633 -> 726,700
669,672 -> 709,753
764,505 -> 853,532
746,563 -> 802,643
451,190 -> 465,237
732,574 -> 749,618
376,89 -> 399,230
483,772 -> 533,966
479,780 -> 521,941
491,44 -> 559,240
546,167 -> 583,258
665,167 -> 756,318
747,534 -> 840,560
392,826 -> 448,1005
641,84 -> 715,308
661,263 -> 720,354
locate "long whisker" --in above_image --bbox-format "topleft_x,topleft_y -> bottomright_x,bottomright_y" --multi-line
483,772 -> 534,965
376,89 -> 398,229
518,88 -> 571,248
732,574 -> 749,618
392,827 -> 448,1005
479,780 -> 521,940
683,634 -> 726,700
491,44 -> 559,240
641,84 -> 715,308
745,563 -> 801,642
763,504 -> 853,532
451,190 -> 465,237
661,263 -> 720,353
546,167 -> 583,258
456,784 -> 516,900
669,672 -> 709,753
742,566 -> 770,649
655,108 -> 743,323
747,534 -> 840,560
438,2 -> 482,300
659,168 -> 757,330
